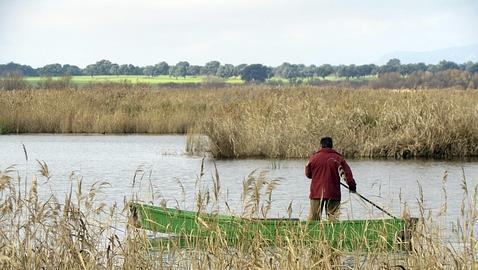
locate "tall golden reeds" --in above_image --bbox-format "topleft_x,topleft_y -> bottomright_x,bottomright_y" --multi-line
0,162 -> 477,269
193,87 -> 478,159
0,88 -> 220,134
1,86 -> 477,158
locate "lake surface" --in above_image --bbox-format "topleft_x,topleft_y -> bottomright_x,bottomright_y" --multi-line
1,135 -> 477,227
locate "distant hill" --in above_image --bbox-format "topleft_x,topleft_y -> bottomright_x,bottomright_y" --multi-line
378,44 -> 478,64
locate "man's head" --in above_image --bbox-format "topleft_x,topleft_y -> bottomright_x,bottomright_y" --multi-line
320,137 -> 333,148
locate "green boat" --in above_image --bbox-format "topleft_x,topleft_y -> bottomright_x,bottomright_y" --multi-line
131,203 -> 416,252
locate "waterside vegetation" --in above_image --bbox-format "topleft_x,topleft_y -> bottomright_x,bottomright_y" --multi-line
0,163 -> 476,269
0,86 -> 477,159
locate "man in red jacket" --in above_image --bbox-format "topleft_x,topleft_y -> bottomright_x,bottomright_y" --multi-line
305,137 -> 356,221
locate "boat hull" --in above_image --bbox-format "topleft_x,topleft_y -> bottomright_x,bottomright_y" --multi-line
131,203 -> 416,251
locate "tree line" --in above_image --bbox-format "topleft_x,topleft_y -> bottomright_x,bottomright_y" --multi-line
1,59 -> 478,83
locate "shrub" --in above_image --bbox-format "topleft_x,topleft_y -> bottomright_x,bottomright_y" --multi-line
201,76 -> 226,88
37,75 -> 73,89
265,78 -> 286,86
0,72 -> 27,90
369,72 -> 403,89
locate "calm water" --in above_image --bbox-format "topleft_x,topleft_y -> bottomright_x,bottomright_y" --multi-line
1,134 -> 477,226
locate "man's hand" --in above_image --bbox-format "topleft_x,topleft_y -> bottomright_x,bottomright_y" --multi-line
349,186 -> 357,193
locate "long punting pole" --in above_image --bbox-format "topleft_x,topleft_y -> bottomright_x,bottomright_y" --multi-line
340,182 -> 398,219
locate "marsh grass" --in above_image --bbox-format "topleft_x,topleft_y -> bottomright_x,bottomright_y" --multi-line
0,88 -> 221,134
191,87 -> 478,159
1,160 -> 477,269
1,86 -> 478,159
0,164 -> 154,269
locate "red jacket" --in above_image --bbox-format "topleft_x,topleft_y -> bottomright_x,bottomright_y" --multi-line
305,148 -> 356,200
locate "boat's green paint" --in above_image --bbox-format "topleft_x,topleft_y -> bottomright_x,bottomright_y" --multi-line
131,203 -> 415,251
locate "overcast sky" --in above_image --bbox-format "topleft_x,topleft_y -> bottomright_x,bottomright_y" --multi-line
1,0 -> 477,67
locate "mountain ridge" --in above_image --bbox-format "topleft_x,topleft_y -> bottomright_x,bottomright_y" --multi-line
378,44 -> 478,64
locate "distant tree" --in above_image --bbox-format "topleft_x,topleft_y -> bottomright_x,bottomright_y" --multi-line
467,63 -> 478,74
117,64 -> 128,75
414,63 -> 428,72
171,61 -> 190,78
379,58 -> 401,74
303,65 -> 317,79
387,58 -> 401,67
356,64 -> 374,77
233,64 -> 248,77
462,61 -> 474,72
316,64 -> 334,79
349,65 -> 358,78
337,65 -> 357,79
369,64 -> 380,75
187,65 -> 201,76
82,60 -> 117,76
152,62 -> 169,75
143,65 -> 154,76
202,61 -> 221,76
427,64 -> 438,73
398,63 -> 426,76
240,64 -> 270,82
216,64 -> 234,78
4,59 -> 477,85
133,65 -> 143,75
266,67 -> 274,79
109,64 -> 120,76
272,62 -> 284,78
331,65 -> 340,77
436,60 -> 459,71
275,62 -> 300,81
98,60 -> 115,74
22,65 -> 37,76
0,62 -> 37,76
62,64 -> 82,76
117,64 -> 140,75
399,64 -> 414,76
275,62 -> 288,77
296,64 -> 306,77
336,65 -> 346,78
84,64 -> 96,77
39,63 -> 63,76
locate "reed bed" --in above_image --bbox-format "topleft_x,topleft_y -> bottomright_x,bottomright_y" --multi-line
1,86 -> 478,158
193,87 -> 478,158
0,87 -> 221,134
0,162 -> 477,269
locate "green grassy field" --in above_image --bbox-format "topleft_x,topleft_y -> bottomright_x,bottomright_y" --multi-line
22,75 -> 375,86
24,75 -> 244,85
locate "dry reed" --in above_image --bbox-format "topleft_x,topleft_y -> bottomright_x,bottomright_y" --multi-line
1,86 -> 477,158
0,161 -> 477,269
192,87 -> 478,159
0,88 -> 220,134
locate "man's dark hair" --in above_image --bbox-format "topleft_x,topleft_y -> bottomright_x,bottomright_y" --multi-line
320,137 -> 333,148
